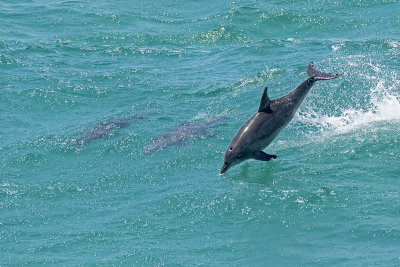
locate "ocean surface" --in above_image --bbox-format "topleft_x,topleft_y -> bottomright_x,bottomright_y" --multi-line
1,0 -> 400,265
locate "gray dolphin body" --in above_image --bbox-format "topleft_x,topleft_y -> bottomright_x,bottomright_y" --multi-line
220,63 -> 342,174
144,116 -> 226,153
74,114 -> 147,145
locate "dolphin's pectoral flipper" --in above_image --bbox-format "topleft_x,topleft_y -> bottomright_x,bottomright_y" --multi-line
307,62 -> 342,81
258,86 -> 273,114
253,151 -> 277,161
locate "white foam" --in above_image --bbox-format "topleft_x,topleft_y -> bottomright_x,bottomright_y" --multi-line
387,40 -> 400,48
287,38 -> 300,43
297,64 -> 400,136
331,42 -> 346,51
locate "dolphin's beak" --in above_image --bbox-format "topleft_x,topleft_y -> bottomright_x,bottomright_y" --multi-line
220,163 -> 229,175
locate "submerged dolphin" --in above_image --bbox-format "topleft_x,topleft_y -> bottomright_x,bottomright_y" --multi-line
220,63 -> 342,174
74,114 -> 147,145
143,116 -> 226,153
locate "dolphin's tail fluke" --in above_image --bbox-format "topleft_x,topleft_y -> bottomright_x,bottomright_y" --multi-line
307,62 -> 342,80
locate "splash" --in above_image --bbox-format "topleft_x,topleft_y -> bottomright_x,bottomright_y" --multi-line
297,63 -> 400,136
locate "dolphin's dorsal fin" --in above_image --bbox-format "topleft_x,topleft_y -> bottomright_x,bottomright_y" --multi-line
258,86 -> 273,113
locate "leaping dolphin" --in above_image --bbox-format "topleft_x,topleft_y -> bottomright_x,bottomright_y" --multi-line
220,63 -> 342,174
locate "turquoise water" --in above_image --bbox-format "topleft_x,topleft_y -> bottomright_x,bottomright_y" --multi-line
1,0 -> 400,265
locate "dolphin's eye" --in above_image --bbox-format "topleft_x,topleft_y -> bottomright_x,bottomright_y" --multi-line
229,147 -> 233,151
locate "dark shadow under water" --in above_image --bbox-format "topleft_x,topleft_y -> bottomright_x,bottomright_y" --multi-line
143,115 -> 227,154
73,113 -> 150,147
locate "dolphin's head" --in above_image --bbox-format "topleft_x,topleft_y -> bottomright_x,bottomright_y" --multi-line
220,144 -> 249,174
